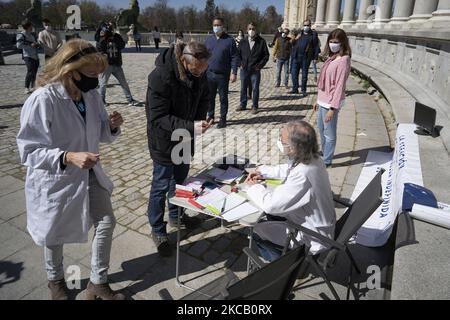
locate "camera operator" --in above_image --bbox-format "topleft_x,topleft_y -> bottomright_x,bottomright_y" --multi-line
97,22 -> 139,106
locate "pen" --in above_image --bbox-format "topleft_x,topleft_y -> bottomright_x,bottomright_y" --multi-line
221,196 -> 227,215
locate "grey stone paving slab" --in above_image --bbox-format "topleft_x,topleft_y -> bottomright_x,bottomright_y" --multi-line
0,222 -> 33,261
0,189 -> 26,221
0,175 -> 23,197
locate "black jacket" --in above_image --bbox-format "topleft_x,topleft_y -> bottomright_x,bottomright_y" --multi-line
97,33 -> 125,66
145,45 -> 210,165
238,35 -> 270,72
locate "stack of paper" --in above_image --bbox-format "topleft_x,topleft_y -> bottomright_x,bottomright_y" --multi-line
204,193 -> 247,216
222,202 -> 260,222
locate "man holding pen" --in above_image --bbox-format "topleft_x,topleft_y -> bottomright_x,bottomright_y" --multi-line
145,41 -> 213,257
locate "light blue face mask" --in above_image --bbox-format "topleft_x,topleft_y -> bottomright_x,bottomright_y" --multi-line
303,26 -> 311,33
213,26 -> 223,34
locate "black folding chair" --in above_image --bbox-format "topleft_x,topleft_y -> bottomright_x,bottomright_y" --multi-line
270,169 -> 385,300
159,244 -> 310,300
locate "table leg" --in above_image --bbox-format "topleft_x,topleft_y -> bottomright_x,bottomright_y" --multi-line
175,206 -> 197,292
246,227 -> 254,275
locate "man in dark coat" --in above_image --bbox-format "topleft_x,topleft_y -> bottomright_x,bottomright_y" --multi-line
237,22 -> 270,114
145,41 -> 212,257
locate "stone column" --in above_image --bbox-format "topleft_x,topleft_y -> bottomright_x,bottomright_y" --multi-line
372,0 -> 394,24
390,0 -> 416,24
429,0 -> 450,28
409,0 -> 439,22
314,0 -> 327,27
341,0 -> 357,26
356,0 -> 375,25
284,0 -> 291,28
431,0 -> 450,20
325,0 -> 342,28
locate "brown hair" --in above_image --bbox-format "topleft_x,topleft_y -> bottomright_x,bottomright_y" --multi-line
323,28 -> 352,58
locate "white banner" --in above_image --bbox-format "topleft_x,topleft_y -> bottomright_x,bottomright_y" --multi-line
351,124 -> 424,247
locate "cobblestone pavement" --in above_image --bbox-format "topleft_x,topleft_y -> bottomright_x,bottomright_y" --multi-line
0,46 -> 393,300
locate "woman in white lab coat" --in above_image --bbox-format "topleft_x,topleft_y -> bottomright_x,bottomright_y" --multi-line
16,39 -> 125,300
245,120 -> 336,261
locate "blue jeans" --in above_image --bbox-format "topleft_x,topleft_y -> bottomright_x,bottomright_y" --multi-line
276,59 -> 290,87
147,162 -> 190,236
98,65 -> 134,104
44,171 -> 116,284
291,56 -> 312,93
207,71 -> 230,120
240,69 -> 261,109
317,106 -> 339,165
254,235 -> 283,262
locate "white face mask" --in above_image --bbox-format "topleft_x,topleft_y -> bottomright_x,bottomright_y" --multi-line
248,30 -> 256,38
277,138 -> 289,155
329,42 -> 341,53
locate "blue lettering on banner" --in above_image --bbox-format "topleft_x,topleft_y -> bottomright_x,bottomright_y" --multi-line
397,135 -> 407,169
380,160 -> 394,218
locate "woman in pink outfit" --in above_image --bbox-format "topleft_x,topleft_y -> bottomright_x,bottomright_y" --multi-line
314,29 -> 352,167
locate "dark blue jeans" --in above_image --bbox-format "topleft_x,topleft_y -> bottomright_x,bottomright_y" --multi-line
207,71 -> 230,121
240,69 -> 261,109
147,162 -> 190,236
291,56 -> 312,93
253,234 -> 283,262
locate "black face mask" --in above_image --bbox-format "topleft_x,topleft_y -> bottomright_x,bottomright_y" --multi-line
73,72 -> 99,92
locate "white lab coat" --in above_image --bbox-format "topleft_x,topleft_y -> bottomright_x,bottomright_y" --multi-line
17,82 -> 120,247
247,158 -> 336,254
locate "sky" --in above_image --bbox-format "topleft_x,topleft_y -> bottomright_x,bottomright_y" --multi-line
95,0 -> 285,14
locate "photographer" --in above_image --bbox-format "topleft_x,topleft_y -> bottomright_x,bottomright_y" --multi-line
97,22 -> 139,106
16,21 -> 40,94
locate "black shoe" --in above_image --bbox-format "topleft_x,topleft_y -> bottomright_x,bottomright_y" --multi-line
325,164 -> 332,169
217,120 -> 227,129
251,107 -> 258,114
301,92 -> 308,98
206,116 -> 215,124
151,232 -> 172,257
236,106 -> 246,112
289,90 -> 299,94
169,215 -> 202,230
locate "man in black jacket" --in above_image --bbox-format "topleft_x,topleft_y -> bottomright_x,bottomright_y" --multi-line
97,23 -> 139,106
236,22 -> 270,114
145,41 -> 212,257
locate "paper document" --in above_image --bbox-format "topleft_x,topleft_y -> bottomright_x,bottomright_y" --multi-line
222,203 -> 260,222
195,188 -> 228,207
204,193 -> 247,216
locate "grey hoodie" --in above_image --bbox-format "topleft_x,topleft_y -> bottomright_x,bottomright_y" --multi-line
16,32 -> 39,60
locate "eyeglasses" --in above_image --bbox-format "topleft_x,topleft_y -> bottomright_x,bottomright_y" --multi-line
248,28 -> 256,30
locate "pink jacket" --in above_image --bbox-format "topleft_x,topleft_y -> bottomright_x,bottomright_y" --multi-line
317,55 -> 351,110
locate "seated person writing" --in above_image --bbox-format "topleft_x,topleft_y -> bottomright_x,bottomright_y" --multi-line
245,120 -> 336,261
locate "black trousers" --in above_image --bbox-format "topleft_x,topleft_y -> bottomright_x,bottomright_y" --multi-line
24,57 -> 39,89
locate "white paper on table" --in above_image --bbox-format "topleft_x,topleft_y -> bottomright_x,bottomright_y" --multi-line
195,188 -> 228,207
222,202 -> 260,222
206,193 -> 247,215
410,204 -> 450,230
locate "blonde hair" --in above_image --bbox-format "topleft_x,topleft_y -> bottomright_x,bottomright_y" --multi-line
38,39 -> 108,96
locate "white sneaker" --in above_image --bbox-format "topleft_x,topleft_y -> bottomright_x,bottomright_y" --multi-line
128,100 -> 141,107
25,88 -> 32,94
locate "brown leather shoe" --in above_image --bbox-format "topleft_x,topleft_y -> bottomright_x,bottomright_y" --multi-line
48,279 -> 69,300
85,281 -> 126,300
